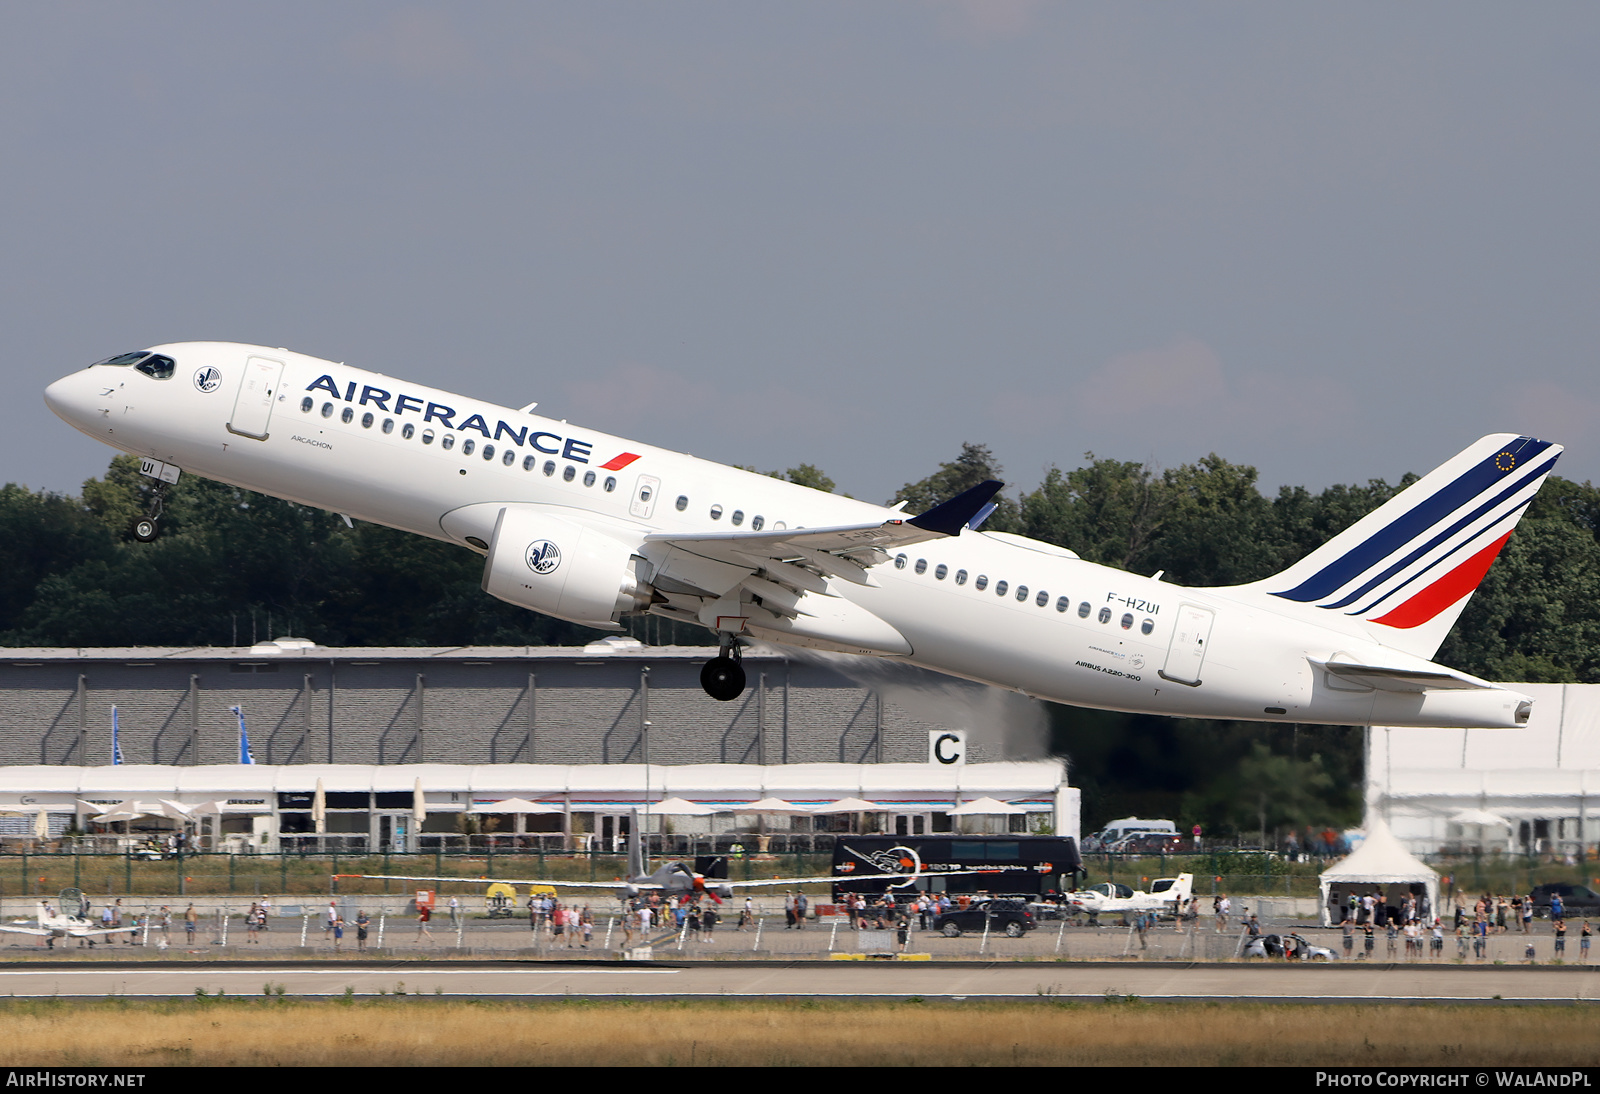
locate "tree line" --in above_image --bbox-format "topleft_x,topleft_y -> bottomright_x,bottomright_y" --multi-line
4,445 -> 1596,839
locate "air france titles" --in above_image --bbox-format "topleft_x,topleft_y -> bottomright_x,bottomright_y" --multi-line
304,376 -> 593,463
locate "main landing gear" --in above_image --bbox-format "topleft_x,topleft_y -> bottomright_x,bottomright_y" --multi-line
131,482 -> 167,543
699,636 -> 746,702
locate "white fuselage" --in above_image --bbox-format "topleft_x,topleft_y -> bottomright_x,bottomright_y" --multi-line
44,342 -> 1532,728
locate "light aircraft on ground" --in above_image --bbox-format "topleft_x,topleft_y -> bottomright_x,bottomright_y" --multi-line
1064,873 -> 1194,922
45,343 -> 1560,727
336,820 -> 953,900
0,889 -> 139,948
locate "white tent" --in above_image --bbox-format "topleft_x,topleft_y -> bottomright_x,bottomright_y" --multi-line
467,798 -> 563,815
1318,820 -> 1440,926
948,796 -> 1027,816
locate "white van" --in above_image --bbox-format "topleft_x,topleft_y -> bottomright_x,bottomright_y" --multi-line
1085,817 -> 1177,852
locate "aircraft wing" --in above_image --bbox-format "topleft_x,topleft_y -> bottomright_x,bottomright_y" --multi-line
718,870 -> 989,889
644,481 -> 1005,587
336,873 -> 634,890
1314,659 -> 1497,692
0,925 -> 51,937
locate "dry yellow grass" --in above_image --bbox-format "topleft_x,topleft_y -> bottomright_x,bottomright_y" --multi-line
0,999 -> 1594,1066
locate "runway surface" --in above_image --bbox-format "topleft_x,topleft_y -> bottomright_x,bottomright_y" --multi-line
1,959 -> 1595,1002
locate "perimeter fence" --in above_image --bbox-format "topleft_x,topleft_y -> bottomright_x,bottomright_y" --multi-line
0,846 -> 1587,903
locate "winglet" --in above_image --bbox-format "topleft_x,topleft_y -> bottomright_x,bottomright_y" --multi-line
905,480 -> 1006,536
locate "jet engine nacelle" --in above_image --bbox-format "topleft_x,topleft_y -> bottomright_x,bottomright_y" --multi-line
481,506 -> 652,629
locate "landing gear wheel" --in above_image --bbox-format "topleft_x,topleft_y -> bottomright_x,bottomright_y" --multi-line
132,518 -> 159,543
700,657 -> 746,702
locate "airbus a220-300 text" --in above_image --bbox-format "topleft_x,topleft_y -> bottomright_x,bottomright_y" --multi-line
45,343 -> 1560,728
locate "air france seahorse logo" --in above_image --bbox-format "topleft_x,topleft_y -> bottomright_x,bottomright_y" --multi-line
525,540 -> 562,576
193,366 -> 222,393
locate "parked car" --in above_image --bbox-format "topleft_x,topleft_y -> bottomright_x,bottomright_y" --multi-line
1529,883 -> 1600,917
932,899 -> 1037,938
1106,832 -> 1185,856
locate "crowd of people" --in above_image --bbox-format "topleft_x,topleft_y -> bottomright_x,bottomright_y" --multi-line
1324,887 -> 1595,962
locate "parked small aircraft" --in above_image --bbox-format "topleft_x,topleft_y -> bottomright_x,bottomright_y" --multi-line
0,889 -> 139,948
1064,873 -> 1193,922
337,817 -> 970,900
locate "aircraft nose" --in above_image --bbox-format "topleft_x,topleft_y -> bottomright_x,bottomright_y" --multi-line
44,371 -> 94,426
44,374 -> 78,418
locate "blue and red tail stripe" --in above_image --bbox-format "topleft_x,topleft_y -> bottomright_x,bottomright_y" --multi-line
1269,435 -> 1557,630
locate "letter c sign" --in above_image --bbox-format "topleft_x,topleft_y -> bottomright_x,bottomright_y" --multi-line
929,731 -> 966,766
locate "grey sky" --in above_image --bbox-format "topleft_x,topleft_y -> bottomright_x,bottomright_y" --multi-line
6,2 -> 1598,509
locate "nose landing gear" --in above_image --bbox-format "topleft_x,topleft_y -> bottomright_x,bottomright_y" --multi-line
699,635 -> 746,702
130,482 -> 167,543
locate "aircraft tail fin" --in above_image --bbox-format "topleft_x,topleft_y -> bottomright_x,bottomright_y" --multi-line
1171,873 -> 1192,905
1248,434 -> 1561,660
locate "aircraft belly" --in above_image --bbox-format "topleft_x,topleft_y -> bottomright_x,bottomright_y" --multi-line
741,595 -> 913,656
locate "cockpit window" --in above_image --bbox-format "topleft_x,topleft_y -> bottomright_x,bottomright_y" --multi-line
133,355 -> 176,380
93,351 -> 151,368
94,351 -> 176,379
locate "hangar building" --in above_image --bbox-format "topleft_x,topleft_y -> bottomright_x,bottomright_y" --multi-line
0,638 -> 1075,851
1369,682 -> 1600,858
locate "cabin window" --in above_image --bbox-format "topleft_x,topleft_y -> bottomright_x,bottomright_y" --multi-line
995,580 -> 1008,597
711,505 -> 723,520
1141,618 -> 1155,635
955,569 -> 968,585
583,470 -> 596,487
321,402 -> 334,418
773,521 -> 786,530
604,476 -> 616,492
563,465 -> 576,482
441,435 -> 454,450
1121,613 -> 1134,630
1078,602 -> 1091,618
543,461 -> 556,476
382,418 -> 395,434
341,407 -> 354,424
1015,585 -> 1028,602
1056,596 -> 1070,612
523,455 -> 535,471
502,449 -> 515,466
731,510 -> 744,526
751,515 -> 764,531
1098,607 -> 1112,624
1036,590 -> 1049,607
975,575 -> 988,591
935,564 -> 948,580
300,397 -> 313,413
482,444 -> 494,460
421,429 -> 434,445
402,423 -> 415,440
675,495 -> 688,511
361,412 -> 374,429
915,559 -> 927,575
894,554 -> 907,569
461,439 -> 475,456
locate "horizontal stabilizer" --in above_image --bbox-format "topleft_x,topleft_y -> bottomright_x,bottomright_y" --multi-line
1313,659 -> 1494,692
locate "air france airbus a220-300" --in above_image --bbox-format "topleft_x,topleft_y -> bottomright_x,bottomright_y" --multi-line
45,343 -> 1560,728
